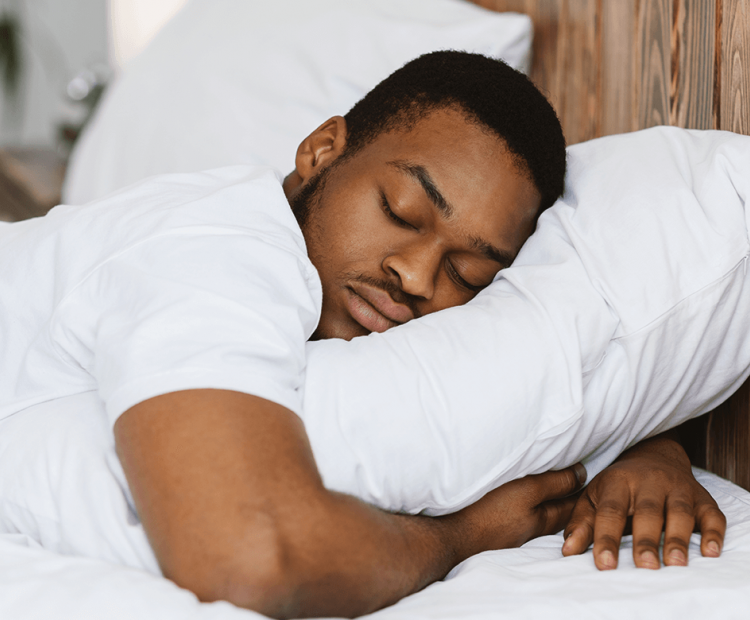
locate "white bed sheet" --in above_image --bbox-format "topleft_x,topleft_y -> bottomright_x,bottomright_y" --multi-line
1,469 -> 749,619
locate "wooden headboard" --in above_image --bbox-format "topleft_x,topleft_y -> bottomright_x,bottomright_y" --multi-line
469,0 -> 750,489
470,0 -> 749,143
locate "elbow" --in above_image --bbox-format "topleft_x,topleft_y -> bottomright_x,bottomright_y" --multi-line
162,526 -> 311,619
211,557 -> 301,619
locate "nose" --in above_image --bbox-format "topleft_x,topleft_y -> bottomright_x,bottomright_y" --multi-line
382,242 -> 439,300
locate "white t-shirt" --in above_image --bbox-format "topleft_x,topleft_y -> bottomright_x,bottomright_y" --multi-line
0,165 -> 322,426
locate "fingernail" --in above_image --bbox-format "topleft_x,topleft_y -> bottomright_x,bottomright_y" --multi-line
599,550 -> 616,570
573,463 -> 587,485
707,541 -> 720,557
668,549 -> 687,566
640,550 -> 660,569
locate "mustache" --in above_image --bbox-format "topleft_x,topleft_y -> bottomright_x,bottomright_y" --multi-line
346,273 -> 423,320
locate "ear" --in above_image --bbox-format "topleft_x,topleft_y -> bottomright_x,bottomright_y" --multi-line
294,116 -> 348,182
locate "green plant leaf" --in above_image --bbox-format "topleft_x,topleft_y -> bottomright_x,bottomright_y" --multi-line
0,12 -> 22,96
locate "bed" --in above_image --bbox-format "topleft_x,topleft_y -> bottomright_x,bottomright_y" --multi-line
4,0 -> 750,618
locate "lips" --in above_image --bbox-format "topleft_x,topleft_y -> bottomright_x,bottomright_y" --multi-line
345,282 -> 415,334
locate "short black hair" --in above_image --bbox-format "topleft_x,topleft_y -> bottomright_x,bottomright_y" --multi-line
343,50 -> 566,213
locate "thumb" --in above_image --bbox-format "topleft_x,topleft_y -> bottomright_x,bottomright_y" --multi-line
530,465 -> 587,540
537,493 -> 581,538
534,463 -> 588,503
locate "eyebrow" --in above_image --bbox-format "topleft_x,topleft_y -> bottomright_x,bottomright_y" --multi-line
388,159 -> 514,269
470,237 -> 515,269
388,160 -> 454,218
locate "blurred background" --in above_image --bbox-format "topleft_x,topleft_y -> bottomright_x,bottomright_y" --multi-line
0,0 -> 186,220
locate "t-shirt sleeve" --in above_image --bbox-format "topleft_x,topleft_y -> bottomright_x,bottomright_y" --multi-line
51,227 -> 321,426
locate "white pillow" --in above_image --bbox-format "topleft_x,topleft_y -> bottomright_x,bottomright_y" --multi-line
301,127 -> 750,515
62,0 -> 532,204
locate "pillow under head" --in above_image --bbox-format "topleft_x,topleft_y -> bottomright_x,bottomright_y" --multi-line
301,126 -> 750,515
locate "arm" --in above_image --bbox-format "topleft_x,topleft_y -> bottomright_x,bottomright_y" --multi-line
562,430 -> 726,570
115,389 -> 584,619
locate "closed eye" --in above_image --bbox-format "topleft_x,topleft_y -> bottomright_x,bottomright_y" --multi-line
381,191 -> 417,230
447,259 -> 486,293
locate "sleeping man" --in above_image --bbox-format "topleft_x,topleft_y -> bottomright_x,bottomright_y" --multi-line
0,51 -> 729,619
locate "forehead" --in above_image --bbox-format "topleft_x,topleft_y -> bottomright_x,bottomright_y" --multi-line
351,107 -> 541,253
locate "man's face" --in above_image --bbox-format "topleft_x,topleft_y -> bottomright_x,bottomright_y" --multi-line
290,108 -> 541,341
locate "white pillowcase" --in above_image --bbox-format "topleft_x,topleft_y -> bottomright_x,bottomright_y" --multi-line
63,0 -> 532,204
301,127 -> 750,515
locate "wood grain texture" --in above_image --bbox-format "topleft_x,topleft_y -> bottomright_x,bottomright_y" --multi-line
705,387 -> 750,491
467,0 -> 602,144
525,0 -> 564,113
555,0 -> 600,144
671,0 -> 716,129
636,0 -> 672,128
683,0 -> 750,490
719,0 -> 750,133
684,381 -> 750,492
468,0 -> 750,140
600,0 -> 637,135
466,0 -> 556,91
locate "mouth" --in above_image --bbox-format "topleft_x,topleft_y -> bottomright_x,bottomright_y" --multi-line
345,282 -> 415,334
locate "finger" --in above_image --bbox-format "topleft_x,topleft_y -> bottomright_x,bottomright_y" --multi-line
531,463 -> 587,503
536,492 -> 580,539
631,492 -> 667,569
695,496 -> 727,559
562,492 -> 596,557
591,482 -> 631,571
662,494 -> 695,567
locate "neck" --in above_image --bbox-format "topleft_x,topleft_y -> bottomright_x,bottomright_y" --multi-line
282,170 -> 303,201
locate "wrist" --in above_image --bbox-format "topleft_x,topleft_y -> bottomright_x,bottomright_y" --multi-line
435,505 -> 485,566
620,432 -> 691,469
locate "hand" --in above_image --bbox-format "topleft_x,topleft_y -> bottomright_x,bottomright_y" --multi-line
561,433 -> 726,570
449,462 -> 588,557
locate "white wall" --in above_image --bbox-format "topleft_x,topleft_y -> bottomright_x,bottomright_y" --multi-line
109,0 -> 187,73
0,0 -> 107,148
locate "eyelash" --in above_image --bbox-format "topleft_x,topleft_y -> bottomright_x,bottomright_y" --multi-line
447,260 -> 485,292
380,192 -> 416,230
380,190 -> 483,294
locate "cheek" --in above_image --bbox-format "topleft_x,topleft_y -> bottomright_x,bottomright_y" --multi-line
331,196 -> 404,266
426,272 -> 476,314
310,196 -> 386,277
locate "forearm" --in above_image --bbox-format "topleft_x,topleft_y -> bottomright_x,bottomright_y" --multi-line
261,491 -> 469,619
117,390 -> 477,619
260,472 -> 574,618
117,390 -> 579,619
